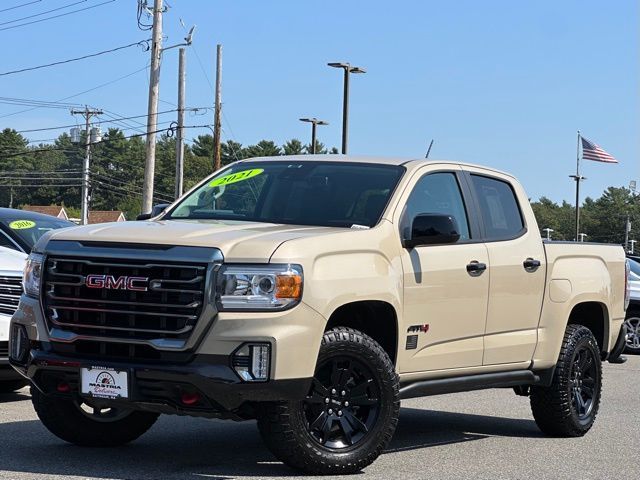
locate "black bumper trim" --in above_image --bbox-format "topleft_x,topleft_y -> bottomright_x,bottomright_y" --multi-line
11,348 -> 311,416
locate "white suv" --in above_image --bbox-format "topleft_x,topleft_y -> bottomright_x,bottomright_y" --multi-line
0,246 -> 27,392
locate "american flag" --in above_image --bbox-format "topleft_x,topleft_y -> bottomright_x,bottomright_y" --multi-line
581,136 -> 618,163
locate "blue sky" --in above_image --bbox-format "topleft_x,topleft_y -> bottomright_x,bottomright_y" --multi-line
1,0 -> 637,203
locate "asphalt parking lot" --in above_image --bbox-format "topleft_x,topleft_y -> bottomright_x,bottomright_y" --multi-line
0,356 -> 638,480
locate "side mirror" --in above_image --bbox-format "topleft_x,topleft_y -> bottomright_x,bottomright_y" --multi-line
403,213 -> 461,248
136,203 -> 170,221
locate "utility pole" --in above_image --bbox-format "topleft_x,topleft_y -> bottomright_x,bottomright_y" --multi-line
213,44 -> 222,171
71,106 -> 103,225
174,47 -> 186,199
142,0 -> 164,214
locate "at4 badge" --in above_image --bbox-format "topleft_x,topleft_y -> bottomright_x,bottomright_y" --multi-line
406,324 -> 429,350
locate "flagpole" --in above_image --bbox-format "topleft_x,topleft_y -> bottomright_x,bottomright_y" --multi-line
575,131 -> 581,241
569,131 -> 584,241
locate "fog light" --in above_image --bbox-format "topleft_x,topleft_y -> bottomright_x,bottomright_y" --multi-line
9,324 -> 29,363
232,343 -> 271,382
57,382 -> 70,393
181,392 -> 201,406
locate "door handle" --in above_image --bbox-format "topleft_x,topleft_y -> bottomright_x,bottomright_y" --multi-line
523,258 -> 541,272
466,261 -> 487,276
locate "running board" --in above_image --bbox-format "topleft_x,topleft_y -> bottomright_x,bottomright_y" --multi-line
399,370 -> 540,400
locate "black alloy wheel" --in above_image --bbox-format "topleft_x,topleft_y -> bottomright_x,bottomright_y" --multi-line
257,327 -> 400,475
569,345 -> 598,421
530,324 -> 602,437
303,356 -> 380,449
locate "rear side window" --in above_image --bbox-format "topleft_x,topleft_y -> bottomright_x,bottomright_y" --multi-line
471,175 -> 524,240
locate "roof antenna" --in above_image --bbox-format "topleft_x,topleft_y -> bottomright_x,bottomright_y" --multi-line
425,139 -> 434,158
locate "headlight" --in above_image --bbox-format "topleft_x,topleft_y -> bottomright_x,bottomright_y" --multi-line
216,264 -> 303,311
23,253 -> 43,298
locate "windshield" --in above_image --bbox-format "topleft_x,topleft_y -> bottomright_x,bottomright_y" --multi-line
168,161 -> 405,228
2,217 -> 73,250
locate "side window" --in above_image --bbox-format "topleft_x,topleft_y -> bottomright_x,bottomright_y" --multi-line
470,174 -> 524,240
0,232 -> 18,251
403,172 -> 471,241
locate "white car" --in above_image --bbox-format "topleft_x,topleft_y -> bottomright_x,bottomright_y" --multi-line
0,246 -> 27,392
625,258 -> 640,354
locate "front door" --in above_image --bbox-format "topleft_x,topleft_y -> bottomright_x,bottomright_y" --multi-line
397,168 -> 489,373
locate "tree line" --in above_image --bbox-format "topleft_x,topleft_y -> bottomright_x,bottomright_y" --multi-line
0,127 -> 637,247
0,127 -> 336,221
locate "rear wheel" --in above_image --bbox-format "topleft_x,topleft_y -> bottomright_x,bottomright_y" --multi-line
624,316 -> 640,354
257,327 -> 399,475
530,324 -> 602,437
32,387 -> 159,447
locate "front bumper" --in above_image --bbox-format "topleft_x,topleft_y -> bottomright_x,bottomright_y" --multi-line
11,346 -> 311,418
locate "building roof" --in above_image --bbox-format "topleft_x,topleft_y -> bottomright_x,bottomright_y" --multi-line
88,210 -> 126,224
22,205 -> 68,219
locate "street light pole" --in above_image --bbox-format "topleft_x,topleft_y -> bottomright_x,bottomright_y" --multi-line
299,118 -> 328,154
328,62 -> 365,154
543,228 -> 554,240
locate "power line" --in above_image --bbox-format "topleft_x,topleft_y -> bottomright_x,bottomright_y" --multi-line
0,97 -> 82,110
16,107 -> 207,133
0,1 -> 42,14
0,183 -> 82,188
0,38 -> 149,77
0,0 -> 116,32
0,0 -> 88,27
0,169 -> 81,174
0,65 -> 150,120
0,124 -> 213,158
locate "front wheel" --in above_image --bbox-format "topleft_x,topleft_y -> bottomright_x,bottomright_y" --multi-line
32,387 -> 159,447
257,327 -> 400,475
530,324 -> 602,437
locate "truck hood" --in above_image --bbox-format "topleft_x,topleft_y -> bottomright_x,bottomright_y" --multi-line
0,246 -> 27,275
45,219 -> 348,262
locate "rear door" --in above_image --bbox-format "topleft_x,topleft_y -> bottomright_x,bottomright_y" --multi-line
464,169 -> 546,365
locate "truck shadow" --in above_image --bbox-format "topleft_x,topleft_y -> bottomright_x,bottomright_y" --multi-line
0,390 -> 30,404
0,407 -> 542,479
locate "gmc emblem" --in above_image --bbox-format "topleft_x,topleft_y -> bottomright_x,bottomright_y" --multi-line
85,274 -> 149,292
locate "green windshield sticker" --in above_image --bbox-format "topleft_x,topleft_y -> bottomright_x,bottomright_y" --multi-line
9,220 -> 36,230
209,168 -> 264,187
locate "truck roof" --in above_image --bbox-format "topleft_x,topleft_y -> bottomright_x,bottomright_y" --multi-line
235,154 -> 516,178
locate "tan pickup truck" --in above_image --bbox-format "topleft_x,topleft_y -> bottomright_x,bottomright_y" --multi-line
10,156 -> 629,474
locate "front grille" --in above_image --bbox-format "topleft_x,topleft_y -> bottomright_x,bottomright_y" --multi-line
0,341 -> 8,358
0,275 -> 22,316
43,256 -> 207,347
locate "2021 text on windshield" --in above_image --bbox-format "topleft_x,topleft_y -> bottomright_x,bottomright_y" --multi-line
167,161 -> 405,229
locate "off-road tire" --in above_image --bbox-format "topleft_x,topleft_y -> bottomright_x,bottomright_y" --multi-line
31,387 -> 159,447
530,324 -> 602,437
0,380 -> 28,393
257,327 -> 400,475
